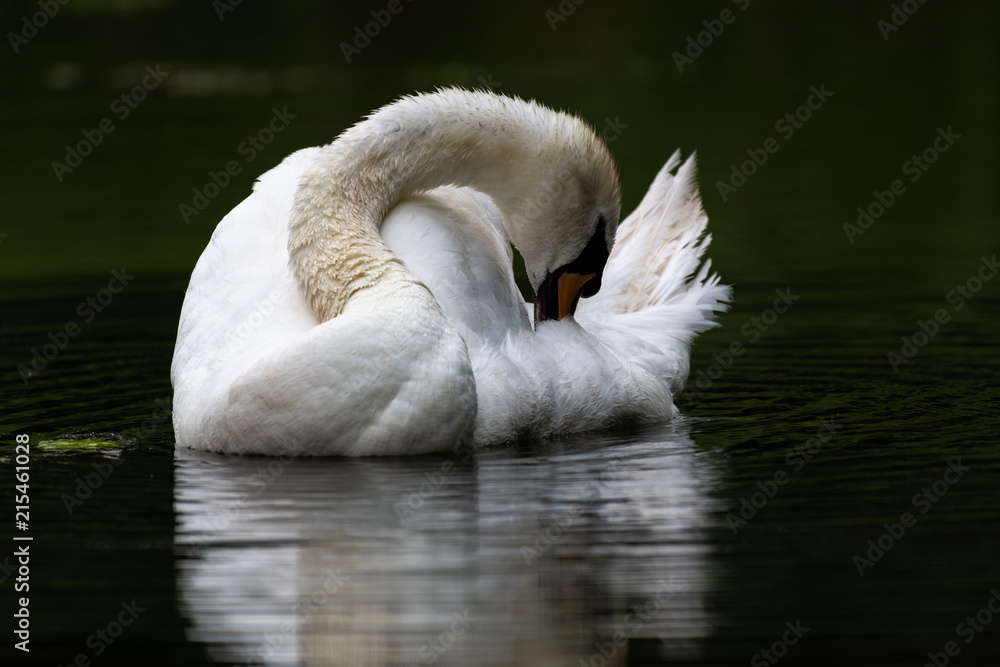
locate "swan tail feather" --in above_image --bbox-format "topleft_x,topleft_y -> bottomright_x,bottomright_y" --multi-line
582,152 -> 730,327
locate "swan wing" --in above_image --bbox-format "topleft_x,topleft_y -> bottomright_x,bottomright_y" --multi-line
172,150 -> 476,456
577,152 -> 730,391
381,187 -> 531,347
381,188 -> 676,443
171,148 -> 322,400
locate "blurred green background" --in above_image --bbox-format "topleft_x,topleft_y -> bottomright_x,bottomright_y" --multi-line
2,3 -> 999,666
1,0 -> 996,294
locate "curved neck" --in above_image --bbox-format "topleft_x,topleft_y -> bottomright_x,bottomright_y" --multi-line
289,91 -> 587,322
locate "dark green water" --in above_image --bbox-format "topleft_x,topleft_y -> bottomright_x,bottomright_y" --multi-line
2,2 -> 999,665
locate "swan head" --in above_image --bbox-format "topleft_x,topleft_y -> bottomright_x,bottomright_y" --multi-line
288,88 -> 621,326
502,117 -> 621,326
530,209 -> 614,326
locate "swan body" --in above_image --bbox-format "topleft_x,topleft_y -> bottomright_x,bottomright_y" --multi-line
171,89 -> 729,456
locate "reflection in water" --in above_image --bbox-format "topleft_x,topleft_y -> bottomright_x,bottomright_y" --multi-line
174,420 -> 723,665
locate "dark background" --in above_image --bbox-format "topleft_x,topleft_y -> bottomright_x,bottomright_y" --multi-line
1,0 -> 996,286
1,1 -> 998,666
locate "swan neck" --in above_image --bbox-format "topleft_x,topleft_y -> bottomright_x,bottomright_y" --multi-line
346,104 -> 539,225
289,92 -> 588,322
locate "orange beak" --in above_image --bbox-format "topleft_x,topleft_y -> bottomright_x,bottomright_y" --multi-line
534,271 -> 596,325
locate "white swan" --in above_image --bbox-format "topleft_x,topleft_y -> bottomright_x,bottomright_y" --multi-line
171,89 -> 729,456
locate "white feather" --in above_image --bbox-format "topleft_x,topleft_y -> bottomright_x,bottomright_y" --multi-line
171,90 -> 729,456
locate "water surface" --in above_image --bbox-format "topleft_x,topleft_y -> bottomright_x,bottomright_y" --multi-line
4,277 -> 997,666
2,2 -> 999,665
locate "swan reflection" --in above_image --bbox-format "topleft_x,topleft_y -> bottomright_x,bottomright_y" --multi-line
175,421 -> 721,665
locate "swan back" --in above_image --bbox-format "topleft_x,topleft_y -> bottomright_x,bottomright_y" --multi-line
172,149 -> 477,456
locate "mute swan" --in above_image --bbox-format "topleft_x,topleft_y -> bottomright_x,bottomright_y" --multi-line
171,88 -> 729,456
